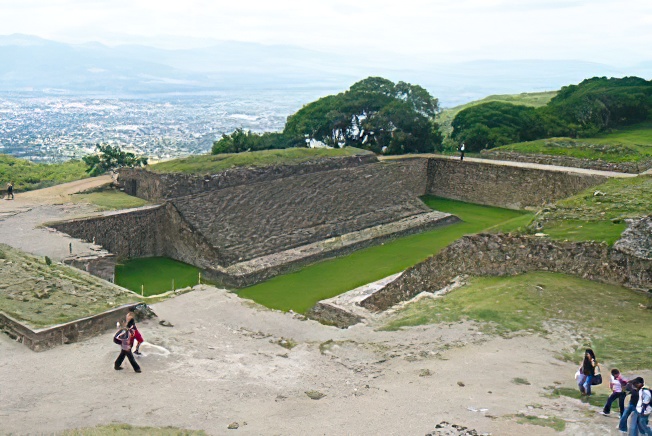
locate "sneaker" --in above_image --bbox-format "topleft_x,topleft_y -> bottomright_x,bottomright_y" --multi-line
135,369 -> 142,373
134,350 -> 141,355
599,411 -> 610,416
114,366 -> 123,370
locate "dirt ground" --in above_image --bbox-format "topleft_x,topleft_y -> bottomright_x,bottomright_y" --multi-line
0,285 -> 631,436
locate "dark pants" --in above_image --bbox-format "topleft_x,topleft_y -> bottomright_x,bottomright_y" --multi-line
460,152 -> 465,161
115,349 -> 140,371
604,391 -> 627,415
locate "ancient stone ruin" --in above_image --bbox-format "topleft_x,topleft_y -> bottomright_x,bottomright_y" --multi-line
50,154 -> 612,288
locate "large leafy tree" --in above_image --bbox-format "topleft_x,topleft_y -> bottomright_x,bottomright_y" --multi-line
451,76 -> 652,151
284,77 -> 443,154
83,144 -> 148,176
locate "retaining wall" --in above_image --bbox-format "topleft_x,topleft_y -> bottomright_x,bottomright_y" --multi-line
426,157 -> 609,209
360,233 -> 652,311
0,305 -> 135,352
480,150 -> 652,174
119,154 -> 378,201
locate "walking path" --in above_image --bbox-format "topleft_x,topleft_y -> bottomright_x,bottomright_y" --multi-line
0,176 -> 113,260
380,154 -> 639,178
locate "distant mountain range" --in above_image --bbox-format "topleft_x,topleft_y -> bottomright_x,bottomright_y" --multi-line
1,34 -> 651,106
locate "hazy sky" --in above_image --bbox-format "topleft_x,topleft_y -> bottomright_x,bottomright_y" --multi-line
3,0 -> 651,63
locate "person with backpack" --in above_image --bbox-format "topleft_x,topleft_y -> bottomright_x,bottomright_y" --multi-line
631,378 -> 652,436
601,368 -> 629,416
113,323 -> 141,373
577,348 -> 598,396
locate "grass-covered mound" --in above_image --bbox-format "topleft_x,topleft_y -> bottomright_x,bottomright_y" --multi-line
383,272 -> 652,370
0,244 -> 137,328
532,174 -> 652,244
0,154 -> 88,192
489,121 -> 652,163
148,147 -> 372,175
115,257 -> 201,296
71,188 -> 150,211
237,197 -> 531,313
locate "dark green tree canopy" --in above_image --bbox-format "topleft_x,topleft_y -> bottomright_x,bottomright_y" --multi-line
284,77 -> 442,154
83,144 -> 148,177
451,76 -> 652,151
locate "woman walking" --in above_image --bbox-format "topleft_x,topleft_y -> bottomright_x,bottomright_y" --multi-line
577,348 -> 598,396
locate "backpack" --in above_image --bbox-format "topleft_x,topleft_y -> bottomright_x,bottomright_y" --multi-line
113,330 -> 123,345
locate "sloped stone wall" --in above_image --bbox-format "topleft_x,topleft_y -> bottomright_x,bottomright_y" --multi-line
171,159 -> 430,265
426,157 -> 609,209
361,232 -> 652,311
119,154 -> 378,201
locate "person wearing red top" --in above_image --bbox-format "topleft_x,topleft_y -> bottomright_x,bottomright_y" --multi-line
126,311 -> 144,355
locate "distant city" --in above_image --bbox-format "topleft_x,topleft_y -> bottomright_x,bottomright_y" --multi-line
0,91 -> 326,162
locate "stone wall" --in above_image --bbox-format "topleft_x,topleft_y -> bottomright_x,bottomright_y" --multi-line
0,304 -> 135,352
171,159 -> 429,265
360,233 -> 652,311
118,154 -> 379,201
426,157 -> 609,209
480,150 -> 652,174
51,206 -> 168,259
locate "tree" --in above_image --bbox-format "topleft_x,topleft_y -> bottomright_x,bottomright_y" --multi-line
285,77 -> 442,154
83,144 -> 148,176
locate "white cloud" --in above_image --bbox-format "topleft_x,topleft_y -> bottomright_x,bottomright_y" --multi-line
1,0 -> 651,64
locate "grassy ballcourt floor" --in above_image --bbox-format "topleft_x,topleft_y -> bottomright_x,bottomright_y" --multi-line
115,257 -> 201,296
237,197 -> 531,313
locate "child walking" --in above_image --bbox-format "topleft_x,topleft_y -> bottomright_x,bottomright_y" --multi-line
114,323 -> 141,373
601,368 -> 628,416
126,311 -> 144,355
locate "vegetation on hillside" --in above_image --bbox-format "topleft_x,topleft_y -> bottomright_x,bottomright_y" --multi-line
150,147 -> 371,174
530,174 -> 652,245
83,144 -> 148,176
438,91 -> 556,138
383,271 -> 652,370
0,154 -> 88,193
452,76 -> 652,152
488,121 -> 652,163
213,77 -> 443,155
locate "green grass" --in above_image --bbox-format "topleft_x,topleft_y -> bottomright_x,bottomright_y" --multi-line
115,257 -> 201,296
438,91 -> 557,137
490,122 -> 652,163
0,244 -> 137,328
60,424 -> 206,436
514,413 -> 566,432
383,271 -> 652,370
237,197 -> 531,313
548,387 -> 612,409
149,147 -> 372,174
0,154 -> 88,192
534,175 -> 652,244
72,189 -> 150,210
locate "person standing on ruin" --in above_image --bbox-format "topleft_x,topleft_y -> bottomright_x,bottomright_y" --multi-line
6,181 -> 14,200
459,143 -> 466,161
